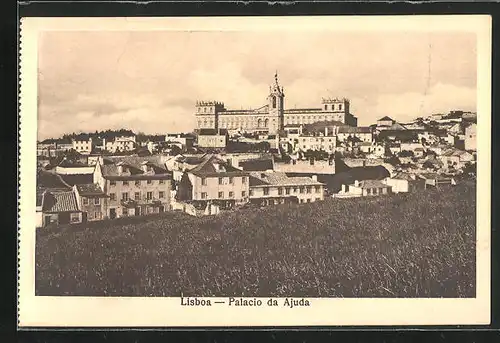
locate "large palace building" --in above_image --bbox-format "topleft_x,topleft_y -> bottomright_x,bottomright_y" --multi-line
195,73 -> 358,135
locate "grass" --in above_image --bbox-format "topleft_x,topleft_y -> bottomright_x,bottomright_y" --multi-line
35,183 -> 476,297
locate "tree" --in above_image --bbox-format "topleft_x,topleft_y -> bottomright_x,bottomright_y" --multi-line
385,156 -> 401,166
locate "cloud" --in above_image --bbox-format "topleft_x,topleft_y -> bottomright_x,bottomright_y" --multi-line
36,30 -> 477,139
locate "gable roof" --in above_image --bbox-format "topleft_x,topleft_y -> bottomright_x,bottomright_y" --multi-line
378,116 -> 394,122
100,155 -> 170,180
354,179 -> 390,189
42,191 -> 80,213
249,171 -> 323,187
75,183 -> 107,197
188,155 -> 249,177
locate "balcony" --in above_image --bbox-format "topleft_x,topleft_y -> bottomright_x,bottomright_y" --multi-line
120,199 -> 137,208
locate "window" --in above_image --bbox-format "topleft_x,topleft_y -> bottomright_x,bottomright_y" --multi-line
339,104 -> 342,111
121,192 -> 129,201
201,192 -> 207,199
95,212 -> 101,220
315,186 -> 320,193
249,189 -> 254,196
83,197 -> 89,205
135,180 -> 141,186
278,187 -> 283,195
307,199 -> 311,203
264,188 -> 269,196
229,177 -> 234,184
219,177 -> 223,185
229,191 -> 234,198
135,192 -> 140,200
94,198 -> 100,205
109,193 -> 116,201
293,187 -> 298,193
324,104 -> 328,110
159,179 -> 165,184
310,159 -> 314,165
218,191 -> 223,198
159,191 -> 165,199
242,177 -> 247,184
306,187 -> 312,194
379,188 -> 383,194
123,181 -> 129,186
242,191 -> 246,197
202,178 -> 207,186
367,188 -> 371,195
70,213 -> 80,223
285,187 -> 290,195
373,188 -> 378,195
147,192 -> 153,200
300,187 -> 305,194
147,180 -> 153,185
110,180 -> 116,186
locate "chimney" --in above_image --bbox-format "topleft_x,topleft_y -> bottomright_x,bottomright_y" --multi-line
325,126 -> 328,137
341,184 -> 346,192
311,175 -> 317,182
354,180 -> 359,187
116,161 -> 124,174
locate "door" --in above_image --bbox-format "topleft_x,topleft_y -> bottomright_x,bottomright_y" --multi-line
58,213 -> 70,225
109,208 -> 116,219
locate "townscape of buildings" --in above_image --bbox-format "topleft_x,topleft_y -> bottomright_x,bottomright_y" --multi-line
36,74 -> 477,227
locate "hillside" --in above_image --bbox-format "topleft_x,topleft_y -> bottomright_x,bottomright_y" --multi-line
36,183 -> 476,298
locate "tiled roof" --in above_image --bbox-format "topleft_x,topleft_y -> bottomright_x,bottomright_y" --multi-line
42,191 -> 80,213
189,155 -> 249,177
100,155 -> 170,180
378,116 -> 394,121
75,183 -> 107,197
442,149 -> 470,157
355,179 -> 390,189
391,172 -> 418,181
249,171 -> 323,187
337,126 -> 371,134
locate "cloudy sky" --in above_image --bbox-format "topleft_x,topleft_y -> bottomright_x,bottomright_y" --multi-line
37,30 -> 476,140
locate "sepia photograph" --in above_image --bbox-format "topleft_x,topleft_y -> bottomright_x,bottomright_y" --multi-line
18,16 -> 491,327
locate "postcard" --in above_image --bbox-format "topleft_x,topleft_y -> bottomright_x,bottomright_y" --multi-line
18,15 -> 491,327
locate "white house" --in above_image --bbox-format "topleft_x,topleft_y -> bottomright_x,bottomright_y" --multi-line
465,123 -> 476,151
337,179 -> 392,198
383,173 -> 426,193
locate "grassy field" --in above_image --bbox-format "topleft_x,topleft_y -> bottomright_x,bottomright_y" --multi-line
36,183 -> 476,297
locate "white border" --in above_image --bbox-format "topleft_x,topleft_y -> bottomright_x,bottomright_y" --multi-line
18,16 -> 491,327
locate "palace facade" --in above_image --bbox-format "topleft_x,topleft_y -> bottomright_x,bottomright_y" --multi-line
195,73 -> 358,135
